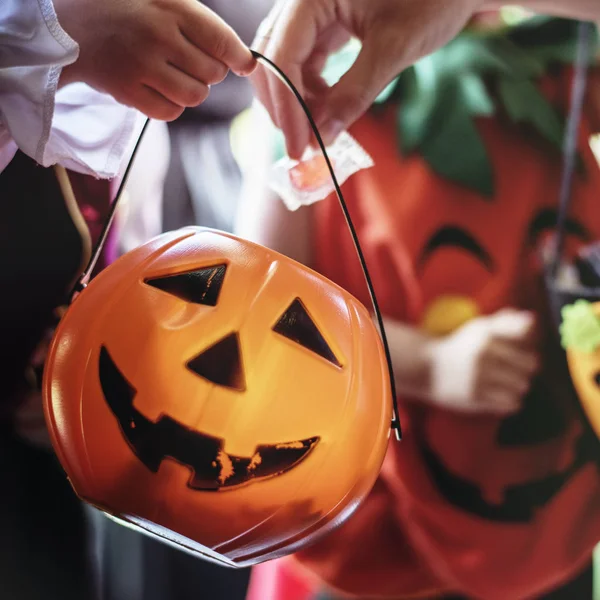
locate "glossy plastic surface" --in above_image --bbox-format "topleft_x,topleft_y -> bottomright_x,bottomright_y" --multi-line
43,227 -> 391,567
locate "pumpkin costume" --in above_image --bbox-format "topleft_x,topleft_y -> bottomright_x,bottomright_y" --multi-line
247,16 -> 600,600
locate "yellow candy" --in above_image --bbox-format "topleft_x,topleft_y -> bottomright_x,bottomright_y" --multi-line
421,294 -> 480,336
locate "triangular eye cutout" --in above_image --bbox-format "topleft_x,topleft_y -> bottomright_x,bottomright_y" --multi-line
273,298 -> 341,368
187,333 -> 246,391
145,264 -> 227,306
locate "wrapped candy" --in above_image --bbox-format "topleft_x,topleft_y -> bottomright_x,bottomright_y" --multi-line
269,131 -> 374,211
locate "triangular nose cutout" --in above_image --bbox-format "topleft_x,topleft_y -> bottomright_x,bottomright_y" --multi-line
187,333 -> 246,391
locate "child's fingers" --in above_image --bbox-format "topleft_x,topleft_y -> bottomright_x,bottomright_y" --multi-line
250,0 -> 289,132
480,368 -> 533,400
484,340 -> 540,378
256,0 -> 321,159
181,3 -> 255,77
128,85 -> 186,122
148,63 -> 211,108
170,38 -> 229,86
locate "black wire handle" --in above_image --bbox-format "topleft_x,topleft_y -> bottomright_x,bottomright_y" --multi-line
70,118 -> 151,298
550,21 -> 595,277
70,51 -> 402,440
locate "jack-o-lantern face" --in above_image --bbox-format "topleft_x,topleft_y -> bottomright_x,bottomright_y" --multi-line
310,106 -> 600,529
98,274 -> 335,490
43,228 -> 391,567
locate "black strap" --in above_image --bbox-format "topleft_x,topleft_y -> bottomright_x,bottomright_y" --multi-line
71,118 -> 150,297
550,21 -> 596,277
70,52 -> 403,439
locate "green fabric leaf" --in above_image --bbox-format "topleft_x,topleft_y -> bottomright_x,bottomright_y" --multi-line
396,47 -> 496,194
460,73 -> 495,117
498,77 -> 565,149
418,80 -> 495,198
485,37 -> 547,78
423,35 -> 513,79
396,59 -> 439,155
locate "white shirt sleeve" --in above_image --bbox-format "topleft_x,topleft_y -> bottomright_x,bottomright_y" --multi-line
0,0 -> 143,178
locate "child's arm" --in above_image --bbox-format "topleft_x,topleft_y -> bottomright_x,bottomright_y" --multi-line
392,309 -> 540,415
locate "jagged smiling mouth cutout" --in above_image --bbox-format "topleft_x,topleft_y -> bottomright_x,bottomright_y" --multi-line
98,346 -> 319,491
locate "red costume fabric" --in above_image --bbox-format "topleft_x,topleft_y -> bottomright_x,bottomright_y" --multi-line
248,68 -> 600,600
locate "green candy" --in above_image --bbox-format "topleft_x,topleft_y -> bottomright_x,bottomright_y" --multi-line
560,300 -> 600,353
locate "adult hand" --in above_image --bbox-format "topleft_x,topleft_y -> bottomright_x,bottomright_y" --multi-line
53,0 -> 256,121
252,0 -> 485,159
426,309 -> 540,415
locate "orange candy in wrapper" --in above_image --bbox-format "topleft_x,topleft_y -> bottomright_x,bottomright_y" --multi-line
289,155 -> 331,192
269,131 -> 374,211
